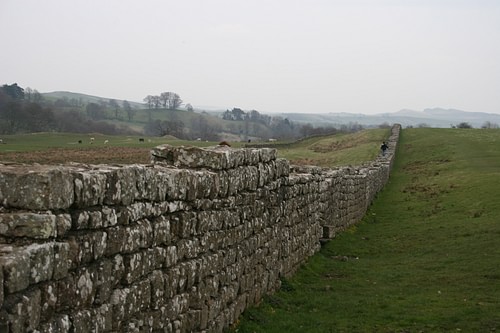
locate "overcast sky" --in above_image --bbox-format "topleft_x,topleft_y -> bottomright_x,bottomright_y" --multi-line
1,0 -> 499,114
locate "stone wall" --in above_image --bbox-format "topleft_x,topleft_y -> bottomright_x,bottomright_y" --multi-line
0,125 -> 399,332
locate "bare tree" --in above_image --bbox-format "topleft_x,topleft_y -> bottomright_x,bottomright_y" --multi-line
481,121 -> 499,129
160,92 -> 169,108
109,99 -> 121,119
152,95 -> 161,109
86,102 -> 104,120
456,122 -> 473,129
143,95 -> 154,109
123,100 -> 136,121
25,87 -> 33,101
158,92 -> 182,110
33,89 -> 43,102
169,93 -> 182,110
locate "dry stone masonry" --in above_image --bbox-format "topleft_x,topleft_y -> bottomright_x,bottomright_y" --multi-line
0,125 -> 400,332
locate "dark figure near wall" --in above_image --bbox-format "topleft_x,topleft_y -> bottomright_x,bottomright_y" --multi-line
381,141 -> 389,156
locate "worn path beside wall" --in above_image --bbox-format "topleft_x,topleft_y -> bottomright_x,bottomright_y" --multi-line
0,125 -> 399,332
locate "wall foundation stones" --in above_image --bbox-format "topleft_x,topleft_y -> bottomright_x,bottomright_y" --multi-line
0,125 -> 399,332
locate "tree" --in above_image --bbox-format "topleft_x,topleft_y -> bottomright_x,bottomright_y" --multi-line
143,95 -> 154,109
25,87 -> 33,101
33,89 -> 43,103
123,100 -> 136,121
54,97 -> 71,107
159,92 -> 169,108
190,114 -> 220,141
481,121 -> 498,129
456,122 -> 473,129
170,93 -> 182,110
152,95 -> 161,109
86,102 -> 104,120
185,103 -> 194,112
144,119 -> 185,137
159,92 -> 183,110
222,108 -> 245,121
109,99 -> 121,119
1,83 -> 25,100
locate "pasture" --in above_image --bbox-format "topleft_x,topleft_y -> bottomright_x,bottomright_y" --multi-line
0,133 -> 216,164
0,129 -> 390,165
231,128 -> 500,332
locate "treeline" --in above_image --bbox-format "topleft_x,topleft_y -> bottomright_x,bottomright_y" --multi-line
143,92 -> 185,110
0,84 -> 138,135
222,108 -> 361,140
0,83 -> 365,140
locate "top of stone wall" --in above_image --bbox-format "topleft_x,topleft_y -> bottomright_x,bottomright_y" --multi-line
150,144 -> 277,170
0,145 -> 282,210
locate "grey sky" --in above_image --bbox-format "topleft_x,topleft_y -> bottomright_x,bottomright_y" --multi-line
1,0 -> 499,114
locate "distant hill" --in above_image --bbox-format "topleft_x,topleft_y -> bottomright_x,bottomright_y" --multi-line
39,91 -> 500,128
279,108 -> 500,128
42,91 -> 144,108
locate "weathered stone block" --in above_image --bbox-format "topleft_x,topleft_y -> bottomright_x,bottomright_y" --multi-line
165,168 -> 191,201
3,288 -> 41,333
245,148 -> 261,166
193,169 -> 219,199
56,214 -> 72,237
103,166 -> 138,205
53,243 -> 71,279
122,249 -> 156,285
152,144 -> 231,169
73,170 -> 107,207
75,266 -> 98,307
164,293 -> 189,319
106,220 -> 151,256
37,314 -> 71,333
0,212 -> 57,239
259,148 -> 277,163
93,259 -> 112,305
0,165 -> 74,210
70,309 -> 92,333
67,231 -> 107,266
110,280 -> 151,327
150,269 -> 165,310
153,215 -> 171,246
27,243 -> 54,284
40,281 -> 58,321
0,246 -> 30,293
175,211 -> 198,238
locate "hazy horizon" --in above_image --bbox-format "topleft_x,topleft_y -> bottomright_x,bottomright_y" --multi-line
1,0 -> 499,115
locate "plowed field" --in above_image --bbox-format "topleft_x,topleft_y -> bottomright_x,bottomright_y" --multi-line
0,147 -> 152,165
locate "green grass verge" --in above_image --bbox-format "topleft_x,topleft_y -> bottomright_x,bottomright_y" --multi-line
276,128 -> 391,167
231,128 -> 500,332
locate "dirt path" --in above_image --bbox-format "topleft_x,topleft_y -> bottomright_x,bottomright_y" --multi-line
0,147 -> 152,165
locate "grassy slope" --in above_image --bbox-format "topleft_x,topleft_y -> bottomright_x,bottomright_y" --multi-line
277,128 -> 390,167
232,128 -> 500,332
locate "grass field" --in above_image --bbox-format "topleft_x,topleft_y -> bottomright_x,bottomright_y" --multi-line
276,128 -> 390,167
0,129 -> 390,165
230,128 -> 500,332
0,133 -> 219,164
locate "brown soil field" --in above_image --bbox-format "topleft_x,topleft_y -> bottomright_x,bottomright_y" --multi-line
0,147 -> 152,165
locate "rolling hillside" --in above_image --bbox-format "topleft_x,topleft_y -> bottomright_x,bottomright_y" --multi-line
42,91 -> 144,108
